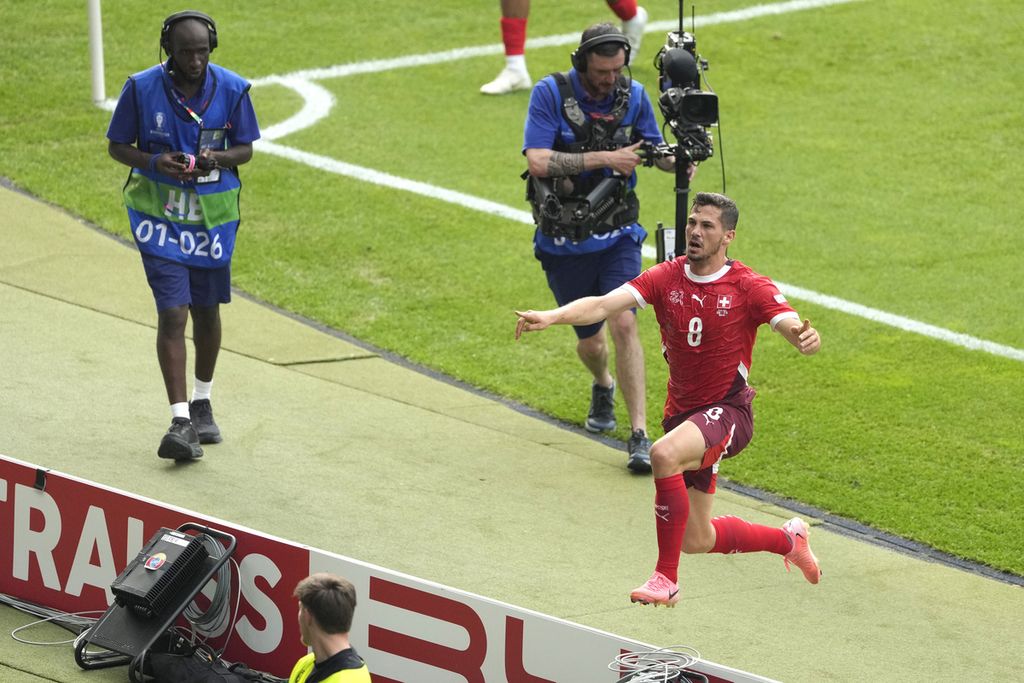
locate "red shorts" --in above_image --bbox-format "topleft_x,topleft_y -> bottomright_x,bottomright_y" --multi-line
662,393 -> 754,494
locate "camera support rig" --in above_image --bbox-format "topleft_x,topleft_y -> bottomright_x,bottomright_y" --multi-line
644,2 -> 719,262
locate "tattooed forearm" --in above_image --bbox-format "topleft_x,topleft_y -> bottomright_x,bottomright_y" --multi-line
546,151 -> 585,176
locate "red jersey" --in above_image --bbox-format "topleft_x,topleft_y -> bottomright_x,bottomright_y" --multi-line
623,258 -> 798,418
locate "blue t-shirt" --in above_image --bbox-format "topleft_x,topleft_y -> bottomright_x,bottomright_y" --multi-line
523,69 -> 663,256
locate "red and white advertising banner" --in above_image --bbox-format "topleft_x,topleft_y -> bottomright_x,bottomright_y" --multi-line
0,454 -> 775,682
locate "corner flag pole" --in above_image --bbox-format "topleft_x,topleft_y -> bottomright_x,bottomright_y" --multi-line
88,0 -> 106,104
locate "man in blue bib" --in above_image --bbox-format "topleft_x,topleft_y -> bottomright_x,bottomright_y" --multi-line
106,10 -> 260,461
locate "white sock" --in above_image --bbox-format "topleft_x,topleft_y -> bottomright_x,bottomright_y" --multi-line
171,402 -> 190,420
505,55 -> 527,73
192,378 -> 213,402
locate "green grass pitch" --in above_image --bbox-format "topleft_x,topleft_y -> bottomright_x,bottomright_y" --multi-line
0,0 -> 1021,575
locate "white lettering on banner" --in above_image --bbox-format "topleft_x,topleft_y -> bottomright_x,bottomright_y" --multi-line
65,505 -> 116,603
126,518 -> 146,561
13,484 -> 62,590
236,553 -> 285,654
127,517 -> 145,560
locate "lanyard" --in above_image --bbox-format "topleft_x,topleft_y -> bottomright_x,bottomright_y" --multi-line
165,62 -> 207,127
174,95 -> 204,127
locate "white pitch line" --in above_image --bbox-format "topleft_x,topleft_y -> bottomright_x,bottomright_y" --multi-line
256,140 -> 536,225
774,282 -> 1024,362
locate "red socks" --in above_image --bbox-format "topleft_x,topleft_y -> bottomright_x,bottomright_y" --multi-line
709,515 -> 792,555
500,17 -> 528,56
653,474 -> 688,583
651,481 -> 791,583
606,0 -> 639,21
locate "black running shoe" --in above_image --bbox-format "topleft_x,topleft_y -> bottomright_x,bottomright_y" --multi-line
158,417 -> 204,461
627,429 -> 652,473
585,382 -> 616,433
189,399 -> 222,444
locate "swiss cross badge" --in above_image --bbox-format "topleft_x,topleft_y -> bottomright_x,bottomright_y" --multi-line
716,294 -> 732,317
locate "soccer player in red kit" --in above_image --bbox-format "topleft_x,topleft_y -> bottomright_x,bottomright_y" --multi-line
515,192 -> 822,606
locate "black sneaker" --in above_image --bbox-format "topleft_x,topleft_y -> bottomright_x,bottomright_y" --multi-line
627,429 -> 652,473
158,418 -> 204,461
189,399 -> 222,444
585,382 -> 616,433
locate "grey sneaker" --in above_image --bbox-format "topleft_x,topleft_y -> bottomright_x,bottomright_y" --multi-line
585,382 -> 616,433
627,429 -> 652,473
158,418 -> 204,461
189,399 -> 222,444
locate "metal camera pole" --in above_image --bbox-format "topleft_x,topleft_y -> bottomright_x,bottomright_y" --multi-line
673,0 -> 690,240
674,149 -> 691,239
654,1 -> 719,262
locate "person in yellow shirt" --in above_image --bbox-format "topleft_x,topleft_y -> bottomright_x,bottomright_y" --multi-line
288,573 -> 370,683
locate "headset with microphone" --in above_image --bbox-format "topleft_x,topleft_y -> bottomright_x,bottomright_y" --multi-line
160,10 -> 217,79
161,10 -> 218,59
570,30 -> 631,73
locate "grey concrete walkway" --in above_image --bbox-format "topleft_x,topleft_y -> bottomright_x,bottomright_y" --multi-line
1,185 -> 1022,682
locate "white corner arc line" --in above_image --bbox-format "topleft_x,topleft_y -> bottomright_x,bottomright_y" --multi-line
258,77 -> 335,142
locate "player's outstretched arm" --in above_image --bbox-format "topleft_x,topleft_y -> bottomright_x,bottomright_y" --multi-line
777,318 -> 821,355
515,289 -> 636,340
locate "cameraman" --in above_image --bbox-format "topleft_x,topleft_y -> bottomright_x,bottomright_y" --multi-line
522,22 -> 677,473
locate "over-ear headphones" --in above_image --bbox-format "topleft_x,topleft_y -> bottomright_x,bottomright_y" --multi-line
570,31 -> 630,73
161,10 -> 218,54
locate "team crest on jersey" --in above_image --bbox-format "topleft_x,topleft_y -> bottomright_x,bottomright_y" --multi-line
716,294 -> 732,317
668,290 -> 685,305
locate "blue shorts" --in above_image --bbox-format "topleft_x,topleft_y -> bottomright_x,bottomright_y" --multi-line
141,254 -> 232,312
535,236 -> 641,339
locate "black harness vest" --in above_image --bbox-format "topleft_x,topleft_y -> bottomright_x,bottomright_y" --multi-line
526,73 -> 641,241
